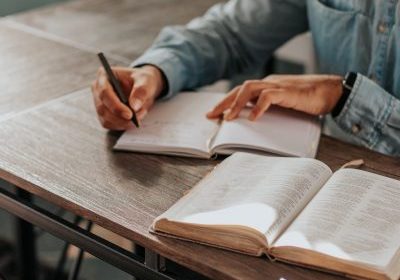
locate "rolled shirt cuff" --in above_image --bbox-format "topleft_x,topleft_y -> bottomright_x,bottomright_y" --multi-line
334,74 -> 395,148
131,49 -> 185,99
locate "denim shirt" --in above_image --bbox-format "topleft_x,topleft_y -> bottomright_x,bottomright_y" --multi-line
133,0 -> 400,156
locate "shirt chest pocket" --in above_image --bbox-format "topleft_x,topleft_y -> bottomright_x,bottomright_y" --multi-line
307,0 -> 372,75
316,0 -> 368,14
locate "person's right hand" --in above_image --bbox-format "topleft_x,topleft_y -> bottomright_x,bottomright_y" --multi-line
91,65 -> 165,130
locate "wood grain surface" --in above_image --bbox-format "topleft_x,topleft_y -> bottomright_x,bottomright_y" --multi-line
2,89 -> 399,279
0,21 -> 119,121
2,1 -> 400,279
8,0 -> 222,60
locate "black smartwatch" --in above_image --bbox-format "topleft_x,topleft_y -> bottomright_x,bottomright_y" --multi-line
332,72 -> 358,118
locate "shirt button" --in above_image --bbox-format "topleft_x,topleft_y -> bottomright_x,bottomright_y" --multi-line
351,124 -> 361,134
378,22 -> 387,33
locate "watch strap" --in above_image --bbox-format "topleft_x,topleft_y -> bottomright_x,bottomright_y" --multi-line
332,72 -> 357,118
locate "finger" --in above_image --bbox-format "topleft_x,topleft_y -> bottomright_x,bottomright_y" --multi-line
93,94 -> 106,117
98,75 -> 133,120
96,66 -> 105,81
92,81 -> 108,117
129,72 -> 151,112
206,86 -> 240,119
137,109 -> 148,121
98,105 -> 132,131
225,81 -> 278,121
248,91 -> 272,121
91,80 -> 98,100
136,96 -> 154,121
140,95 -> 155,112
248,89 -> 285,121
113,68 -> 133,95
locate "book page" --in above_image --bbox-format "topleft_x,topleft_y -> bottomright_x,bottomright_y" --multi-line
211,106 -> 321,158
156,152 -> 332,243
114,92 -> 224,156
274,169 -> 400,270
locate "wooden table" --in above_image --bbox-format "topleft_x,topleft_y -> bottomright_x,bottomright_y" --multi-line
0,88 -> 349,280
1,89 -> 400,280
0,20 -> 123,121
0,16 -> 123,280
8,0 -> 222,60
1,0 -> 400,279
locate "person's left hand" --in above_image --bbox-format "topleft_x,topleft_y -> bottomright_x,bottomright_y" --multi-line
206,74 -> 343,121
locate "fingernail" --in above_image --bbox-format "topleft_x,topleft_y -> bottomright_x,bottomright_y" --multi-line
225,111 -> 236,121
207,113 -> 219,120
223,109 -> 231,120
224,114 -> 232,121
122,111 -> 132,120
132,100 -> 143,112
138,109 -> 148,120
248,112 -> 256,121
98,76 -> 106,87
206,111 -> 214,117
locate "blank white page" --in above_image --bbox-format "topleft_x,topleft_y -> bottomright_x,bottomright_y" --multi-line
211,106 -> 321,158
114,92 -> 224,156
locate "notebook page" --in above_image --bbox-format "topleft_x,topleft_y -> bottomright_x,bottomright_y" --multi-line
155,153 -> 332,242
211,106 -> 321,158
274,169 -> 400,271
114,92 -> 224,155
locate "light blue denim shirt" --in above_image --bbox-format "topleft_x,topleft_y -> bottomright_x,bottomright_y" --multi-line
133,0 -> 400,156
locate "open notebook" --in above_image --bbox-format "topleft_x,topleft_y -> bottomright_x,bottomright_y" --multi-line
152,153 -> 400,280
114,92 -> 321,158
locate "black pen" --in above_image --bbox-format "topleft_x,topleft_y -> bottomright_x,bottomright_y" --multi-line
97,52 -> 139,128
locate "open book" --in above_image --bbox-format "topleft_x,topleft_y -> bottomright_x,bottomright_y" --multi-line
114,92 -> 321,158
152,153 -> 400,280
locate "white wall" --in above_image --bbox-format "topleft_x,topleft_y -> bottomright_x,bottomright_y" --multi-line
276,32 -> 316,74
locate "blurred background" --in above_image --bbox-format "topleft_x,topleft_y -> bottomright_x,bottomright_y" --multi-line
0,0 -> 67,16
0,0 -> 315,279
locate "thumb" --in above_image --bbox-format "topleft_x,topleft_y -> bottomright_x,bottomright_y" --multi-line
129,75 -> 149,113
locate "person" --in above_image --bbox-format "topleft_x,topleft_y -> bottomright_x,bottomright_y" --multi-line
91,0 -> 400,156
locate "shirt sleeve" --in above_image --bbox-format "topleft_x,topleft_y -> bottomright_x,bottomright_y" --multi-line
334,74 -> 400,156
132,0 -> 308,98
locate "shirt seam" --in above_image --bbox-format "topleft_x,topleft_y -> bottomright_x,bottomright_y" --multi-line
370,94 -> 395,149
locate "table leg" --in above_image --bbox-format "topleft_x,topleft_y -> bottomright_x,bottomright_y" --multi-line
15,188 -> 37,280
132,243 -> 145,259
145,249 -> 165,272
68,220 -> 93,280
131,244 -> 145,280
52,216 -> 83,280
1,187 -> 172,280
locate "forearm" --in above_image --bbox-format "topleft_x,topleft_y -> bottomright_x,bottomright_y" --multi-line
333,74 -> 400,156
132,0 -> 308,98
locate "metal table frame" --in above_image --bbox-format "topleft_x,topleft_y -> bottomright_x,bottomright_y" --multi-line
0,186 -> 174,280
